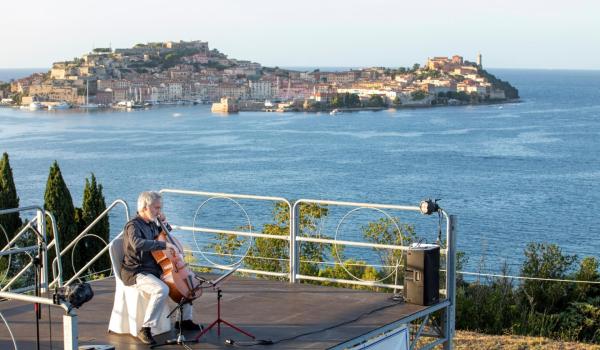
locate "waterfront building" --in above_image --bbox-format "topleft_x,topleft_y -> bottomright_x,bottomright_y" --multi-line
27,83 -> 82,104
325,71 -> 359,84
211,97 -> 239,113
249,80 -> 274,100
217,83 -> 248,100
457,81 -> 487,95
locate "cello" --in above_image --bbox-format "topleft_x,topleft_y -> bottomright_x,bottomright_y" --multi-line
151,218 -> 203,303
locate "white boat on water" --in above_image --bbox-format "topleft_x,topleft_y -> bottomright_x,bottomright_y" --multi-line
29,102 -> 44,110
115,100 -> 133,108
80,103 -> 99,109
115,100 -> 143,109
330,109 -> 339,116
48,101 -> 70,110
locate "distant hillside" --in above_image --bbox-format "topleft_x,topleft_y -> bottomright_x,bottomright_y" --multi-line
479,69 -> 520,99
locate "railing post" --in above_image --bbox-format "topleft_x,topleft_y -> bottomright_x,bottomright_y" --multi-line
37,208 -> 49,293
443,215 -> 457,350
289,202 -> 299,283
63,314 -> 78,350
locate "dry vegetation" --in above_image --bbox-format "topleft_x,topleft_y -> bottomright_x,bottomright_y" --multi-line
450,331 -> 600,350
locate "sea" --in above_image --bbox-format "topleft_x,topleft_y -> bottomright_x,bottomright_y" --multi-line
0,68 -> 599,275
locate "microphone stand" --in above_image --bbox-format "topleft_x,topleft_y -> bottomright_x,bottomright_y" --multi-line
29,225 -> 45,350
151,282 -> 205,349
194,266 -> 254,342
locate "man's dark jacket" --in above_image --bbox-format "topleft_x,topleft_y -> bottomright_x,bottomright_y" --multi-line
120,215 -> 167,286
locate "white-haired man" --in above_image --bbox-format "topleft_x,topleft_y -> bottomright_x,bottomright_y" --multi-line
121,191 -> 201,345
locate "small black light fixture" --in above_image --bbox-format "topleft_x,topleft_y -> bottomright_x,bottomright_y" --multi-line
419,198 -> 440,215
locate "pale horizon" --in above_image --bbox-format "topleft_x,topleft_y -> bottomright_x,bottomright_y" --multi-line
1,0 -> 599,70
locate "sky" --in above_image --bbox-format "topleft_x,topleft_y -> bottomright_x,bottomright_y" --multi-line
1,0 -> 599,70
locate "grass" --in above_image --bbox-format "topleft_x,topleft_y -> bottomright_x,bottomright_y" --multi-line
450,331 -> 600,350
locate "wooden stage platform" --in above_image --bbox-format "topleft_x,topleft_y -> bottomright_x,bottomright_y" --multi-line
0,276 -> 438,349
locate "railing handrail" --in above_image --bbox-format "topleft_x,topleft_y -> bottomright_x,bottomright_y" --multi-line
164,193 -> 453,292
0,205 -> 53,293
159,188 -> 291,204
45,210 -> 63,288
160,188 -> 294,278
1,219 -> 38,252
294,198 -> 421,211
0,291 -> 72,314
172,225 -> 291,241
53,199 -> 130,258
0,205 -> 45,216
50,199 -> 130,288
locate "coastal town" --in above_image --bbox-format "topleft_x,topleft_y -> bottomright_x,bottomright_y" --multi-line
0,40 -> 518,112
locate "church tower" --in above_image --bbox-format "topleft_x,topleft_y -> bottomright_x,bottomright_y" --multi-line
476,52 -> 482,69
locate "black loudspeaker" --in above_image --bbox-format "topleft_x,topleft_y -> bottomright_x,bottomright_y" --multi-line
404,245 -> 440,306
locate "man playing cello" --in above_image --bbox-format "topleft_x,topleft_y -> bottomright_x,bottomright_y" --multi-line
121,191 -> 201,345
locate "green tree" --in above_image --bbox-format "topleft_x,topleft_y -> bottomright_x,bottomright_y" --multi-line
411,90 -> 427,101
44,161 -> 78,280
557,297 -> 600,343
12,93 -> 23,105
0,152 -> 23,286
223,202 -> 329,278
0,153 -> 22,239
520,243 -> 577,314
360,217 -> 416,283
368,95 -> 385,107
75,173 -> 110,277
572,257 -> 600,301
318,259 -> 379,290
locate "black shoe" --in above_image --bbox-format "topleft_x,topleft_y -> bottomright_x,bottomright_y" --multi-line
138,327 -> 156,345
175,319 -> 202,331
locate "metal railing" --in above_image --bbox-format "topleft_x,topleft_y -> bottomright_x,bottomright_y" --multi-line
0,206 -> 62,293
0,290 -> 77,350
292,199 -> 456,350
159,188 -> 293,279
1,191 -> 456,349
50,199 -> 130,288
157,189 -> 456,350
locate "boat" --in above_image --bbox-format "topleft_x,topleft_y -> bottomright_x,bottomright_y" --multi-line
29,101 -> 44,110
115,100 -> 131,108
48,101 -> 70,110
115,100 -> 143,109
330,108 -> 339,115
80,80 -> 99,108
80,103 -> 99,109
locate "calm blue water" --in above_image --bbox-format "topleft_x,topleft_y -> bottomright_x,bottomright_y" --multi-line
1,69 -> 599,273
0,68 -> 46,82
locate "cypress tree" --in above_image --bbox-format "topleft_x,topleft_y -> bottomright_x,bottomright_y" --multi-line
79,173 -> 110,275
0,152 -> 22,239
44,161 -> 77,279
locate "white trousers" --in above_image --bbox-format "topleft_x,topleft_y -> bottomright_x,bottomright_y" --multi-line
135,273 -> 193,328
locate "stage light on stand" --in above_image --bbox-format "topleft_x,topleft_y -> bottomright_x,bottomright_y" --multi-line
419,199 -> 440,215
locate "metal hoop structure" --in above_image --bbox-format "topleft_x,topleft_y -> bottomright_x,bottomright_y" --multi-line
70,234 -> 110,283
0,311 -> 18,350
0,224 -> 13,286
334,207 -> 404,283
192,196 -> 253,268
